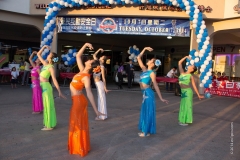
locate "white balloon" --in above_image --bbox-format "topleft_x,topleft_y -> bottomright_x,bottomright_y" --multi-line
53,6 -> 58,11
193,14 -> 198,19
61,54 -> 65,58
203,45 -> 207,50
197,39 -> 201,43
129,56 -> 132,59
208,52 -> 213,57
200,49 -> 205,54
197,34 -> 202,39
114,1 -> 117,4
206,36 -> 210,41
60,1 -> 64,5
200,68 -> 204,72
157,0 -> 162,2
49,31 -> 54,36
182,0 -> 186,2
190,60 -> 194,65
207,56 -> 212,61
131,54 -> 135,58
79,0 -> 84,5
64,2 -> 68,7
200,25 -> 206,29
46,12 -> 50,16
45,16 -> 48,19
56,0 -> 61,3
47,23 -> 51,28
199,53 -> 204,58
209,84 -> 213,88
201,20 -> 205,25
200,83 -> 204,87
202,79 -> 206,84
207,72 -> 212,76
204,60 -> 209,65
194,9 -> 199,14
186,62 -> 189,65
99,2 -> 102,4
201,64 -> 206,69
184,1 -> 189,6
64,61 -> 68,65
47,35 -> 52,39
74,0 -> 80,3
48,8 -> 53,12
194,51 -> 199,57
172,1 -> 177,6
169,0 -> 173,2
133,45 -> 137,49
141,0 -> 146,3
125,0 -> 130,4
204,41 -> 209,45
67,57 -> 71,61
192,24 -> 197,28
84,2 -> 88,6
186,6 -> 190,11
186,11 -> 190,15
193,19 -> 197,24
69,4 -> 73,8
127,50 -> 130,54
199,29 -> 204,34
73,52 -> 77,57
204,76 -> 209,80
134,59 -> 137,62
194,57 -> 200,62
43,38 -> 48,42
50,20 -> 55,24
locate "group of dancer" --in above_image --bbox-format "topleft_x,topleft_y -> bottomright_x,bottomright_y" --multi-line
28,42 -> 204,157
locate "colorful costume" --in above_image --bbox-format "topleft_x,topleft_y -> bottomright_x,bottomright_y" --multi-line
93,65 -> 107,120
68,73 -> 90,157
40,65 -> 57,128
138,70 -> 156,135
31,66 -> 43,112
178,74 -> 193,124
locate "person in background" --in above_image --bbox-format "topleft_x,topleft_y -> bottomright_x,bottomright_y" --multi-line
126,59 -> 134,88
19,57 -> 24,67
216,72 -> 222,81
58,60 -> 66,72
221,72 -> 228,81
165,66 -> 178,91
117,62 -> 124,89
11,67 -> 18,89
113,62 -> 119,80
21,59 -> 30,86
212,72 -> 216,80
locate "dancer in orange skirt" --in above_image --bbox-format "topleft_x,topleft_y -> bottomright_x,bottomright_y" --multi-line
68,43 -> 105,157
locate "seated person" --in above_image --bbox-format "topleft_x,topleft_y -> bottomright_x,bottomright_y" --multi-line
220,72 -> 229,81
216,72 -> 222,81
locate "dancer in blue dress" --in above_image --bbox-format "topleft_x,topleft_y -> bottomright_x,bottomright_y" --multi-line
137,47 -> 169,137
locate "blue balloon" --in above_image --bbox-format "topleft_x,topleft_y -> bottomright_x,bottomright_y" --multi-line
49,3 -> 53,8
189,12 -> 194,17
190,17 -> 194,21
205,92 -> 211,98
189,1 -> 194,6
53,2 -> 58,6
177,0 -> 182,3
179,3 -> 185,9
67,0 -> 72,3
190,7 -> 195,12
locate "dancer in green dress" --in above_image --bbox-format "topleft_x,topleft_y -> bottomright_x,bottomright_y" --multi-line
178,56 -> 204,126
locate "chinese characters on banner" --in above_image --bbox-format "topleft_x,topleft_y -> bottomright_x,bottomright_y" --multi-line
208,81 -> 240,98
57,17 -> 190,37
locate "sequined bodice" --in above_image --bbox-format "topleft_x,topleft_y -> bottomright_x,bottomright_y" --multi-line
179,74 -> 191,85
31,66 -> 40,78
139,70 -> 153,85
71,73 -> 90,90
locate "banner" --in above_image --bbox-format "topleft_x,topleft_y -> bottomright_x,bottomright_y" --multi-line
57,17 -> 190,37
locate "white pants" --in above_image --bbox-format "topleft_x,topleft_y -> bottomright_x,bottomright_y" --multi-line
95,81 -> 107,119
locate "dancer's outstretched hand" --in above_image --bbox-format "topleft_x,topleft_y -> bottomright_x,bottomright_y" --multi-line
95,112 -> 106,120
198,95 -> 204,100
144,47 -> 153,52
105,89 -> 111,93
59,92 -> 67,99
161,98 -> 169,104
84,43 -> 94,50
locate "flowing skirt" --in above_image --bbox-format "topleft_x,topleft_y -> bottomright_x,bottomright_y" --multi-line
138,88 -> 156,135
178,88 -> 193,124
40,82 -> 57,128
68,95 -> 90,157
32,80 -> 43,112
95,81 -> 107,119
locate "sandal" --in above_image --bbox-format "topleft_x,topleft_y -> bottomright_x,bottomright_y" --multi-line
95,117 -> 104,121
41,127 -> 53,131
138,132 -> 150,137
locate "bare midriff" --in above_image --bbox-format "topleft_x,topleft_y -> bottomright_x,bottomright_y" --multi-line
40,76 -> 49,82
139,82 -> 150,90
70,85 -> 83,96
94,77 -> 101,83
31,76 -> 39,81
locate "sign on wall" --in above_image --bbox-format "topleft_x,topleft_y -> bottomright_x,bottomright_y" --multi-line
57,17 -> 190,37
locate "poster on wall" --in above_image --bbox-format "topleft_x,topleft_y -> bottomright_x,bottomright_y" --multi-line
232,54 -> 240,77
214,54 -> 231,76
57,17 -> 190,37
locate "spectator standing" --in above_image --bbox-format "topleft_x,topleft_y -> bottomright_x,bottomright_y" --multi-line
21,59 -> 30,85
165,66 -> 178,91
126,60 -> 134,88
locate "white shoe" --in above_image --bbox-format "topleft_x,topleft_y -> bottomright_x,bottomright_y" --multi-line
178,122 -> 189,126
138,132 -> 150,137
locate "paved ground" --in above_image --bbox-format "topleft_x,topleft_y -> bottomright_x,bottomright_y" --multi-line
0,83 -> 240,160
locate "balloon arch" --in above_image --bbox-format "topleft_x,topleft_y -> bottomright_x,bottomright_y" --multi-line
41,0 -> 213,88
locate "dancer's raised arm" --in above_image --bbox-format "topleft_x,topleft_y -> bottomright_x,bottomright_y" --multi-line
29,51 -> 37,68
76,43 -> 94,72
93,48 -> 103,60
178,56 -> 191,74
137,47 -> 153,72
37,45 -> 50,66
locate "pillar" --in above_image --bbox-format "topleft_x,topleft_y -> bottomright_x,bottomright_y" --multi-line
51,28 -> 59,86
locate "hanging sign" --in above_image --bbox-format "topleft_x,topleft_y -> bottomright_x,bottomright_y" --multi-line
57,16 -> 190,37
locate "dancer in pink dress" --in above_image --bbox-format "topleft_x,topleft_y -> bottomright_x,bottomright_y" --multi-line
29,52 -> 43,114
